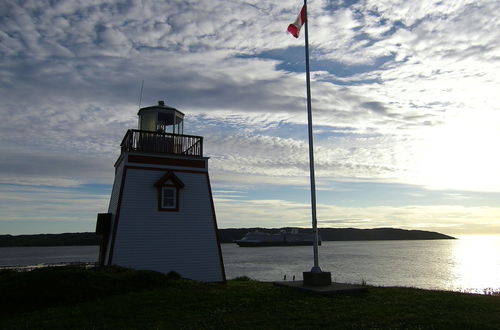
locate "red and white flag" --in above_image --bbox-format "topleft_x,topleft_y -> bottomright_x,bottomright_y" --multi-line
287,5 -> 306,38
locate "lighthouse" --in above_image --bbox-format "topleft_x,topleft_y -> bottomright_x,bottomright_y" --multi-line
96,101 -> 226,282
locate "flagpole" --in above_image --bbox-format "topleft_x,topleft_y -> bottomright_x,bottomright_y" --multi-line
303,0 -> 321,273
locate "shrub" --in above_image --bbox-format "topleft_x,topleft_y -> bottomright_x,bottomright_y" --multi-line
0,266 -> 171,315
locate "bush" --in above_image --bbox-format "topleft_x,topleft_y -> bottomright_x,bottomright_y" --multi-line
166,270 -> 182,280
231,276 -> 254,281
0,266 -> 172,315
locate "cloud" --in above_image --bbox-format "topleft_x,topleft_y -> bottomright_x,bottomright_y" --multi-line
0,184 -> 109,233
0,149 -> 115,187
1,0 -> 499,234
214,194 -> 500,235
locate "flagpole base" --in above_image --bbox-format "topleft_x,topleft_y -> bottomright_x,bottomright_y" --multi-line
310,265 -> 322,273
303,271 -> 332,287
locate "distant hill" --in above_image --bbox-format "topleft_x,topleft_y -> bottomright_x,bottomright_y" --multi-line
0,233 -> 99,247
218,227 -> 455,243
0,228 -> 454,247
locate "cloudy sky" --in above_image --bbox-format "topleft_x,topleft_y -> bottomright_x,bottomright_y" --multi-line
1,0 -> 499,236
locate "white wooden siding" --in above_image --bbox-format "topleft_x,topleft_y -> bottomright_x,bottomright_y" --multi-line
111,167 -> 224,282
104,161 -> 125,264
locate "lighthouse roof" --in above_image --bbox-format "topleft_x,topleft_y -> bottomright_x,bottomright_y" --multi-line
138,100 -> 185,117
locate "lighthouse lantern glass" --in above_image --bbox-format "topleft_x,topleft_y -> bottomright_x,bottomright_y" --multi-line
139,112 -> 156,131
157,112 -> 174,133
138,103 -> 184,135
175,113 -> 184,135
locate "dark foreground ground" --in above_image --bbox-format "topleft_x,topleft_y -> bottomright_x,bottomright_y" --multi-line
1,266 -> 499,329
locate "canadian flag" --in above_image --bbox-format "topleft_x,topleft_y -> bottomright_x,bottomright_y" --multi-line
287,5 -> 306,38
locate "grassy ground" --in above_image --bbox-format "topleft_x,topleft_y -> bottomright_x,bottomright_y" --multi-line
1,267 -> 499,329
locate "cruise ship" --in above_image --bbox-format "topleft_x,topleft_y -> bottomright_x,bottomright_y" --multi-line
235,229 -> 321,247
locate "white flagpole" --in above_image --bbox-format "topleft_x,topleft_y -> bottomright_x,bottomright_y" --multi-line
303,0 -> 321,273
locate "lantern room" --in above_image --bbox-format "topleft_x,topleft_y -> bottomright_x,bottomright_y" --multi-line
138,100 -> 184,134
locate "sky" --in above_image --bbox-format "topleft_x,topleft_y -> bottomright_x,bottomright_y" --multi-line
0,0 -> 499,236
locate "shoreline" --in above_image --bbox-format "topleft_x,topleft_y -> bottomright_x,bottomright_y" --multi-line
0,227 -> 455,247
1,262 -> 498,296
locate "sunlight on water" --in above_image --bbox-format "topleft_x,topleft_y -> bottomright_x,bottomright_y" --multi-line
221,236 -> 500,294
451,236 -> 500,294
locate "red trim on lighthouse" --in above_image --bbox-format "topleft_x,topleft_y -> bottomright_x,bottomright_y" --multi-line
128,155 -> 206,168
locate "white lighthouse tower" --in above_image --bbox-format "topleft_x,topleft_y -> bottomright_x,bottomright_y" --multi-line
96,101 -> 225,282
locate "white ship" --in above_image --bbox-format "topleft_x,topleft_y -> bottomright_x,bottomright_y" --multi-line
235,229 -> 321,247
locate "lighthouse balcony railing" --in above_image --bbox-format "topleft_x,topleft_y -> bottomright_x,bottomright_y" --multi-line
121,129 -> 203,157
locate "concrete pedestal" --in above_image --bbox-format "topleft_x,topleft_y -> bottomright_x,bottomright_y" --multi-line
303,271 -> 332,287
274,280 -> 367,295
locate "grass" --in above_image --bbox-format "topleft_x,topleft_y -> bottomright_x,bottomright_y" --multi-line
1,266 -> 500,329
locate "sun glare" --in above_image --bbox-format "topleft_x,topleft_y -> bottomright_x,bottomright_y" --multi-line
451,236 -> 500,293
413,110 -> 500,191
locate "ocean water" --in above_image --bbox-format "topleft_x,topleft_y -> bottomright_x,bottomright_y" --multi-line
1,236 -> 499,294
222,236 -> 500,293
